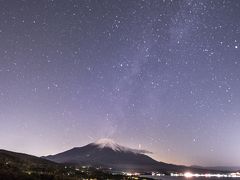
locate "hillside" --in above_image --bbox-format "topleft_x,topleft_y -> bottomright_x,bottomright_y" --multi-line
0,149 -> 143,180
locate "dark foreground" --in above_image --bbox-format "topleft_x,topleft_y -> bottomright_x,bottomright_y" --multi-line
0,149 -> 153,180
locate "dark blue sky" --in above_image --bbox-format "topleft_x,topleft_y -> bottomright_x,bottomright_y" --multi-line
0,0 -> 240,166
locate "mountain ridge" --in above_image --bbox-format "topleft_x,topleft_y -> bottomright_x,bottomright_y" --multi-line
42,139 -> 226,173
0,149 -> 140,179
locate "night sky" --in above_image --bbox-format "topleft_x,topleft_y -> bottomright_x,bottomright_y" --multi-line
0,0 -> 240,167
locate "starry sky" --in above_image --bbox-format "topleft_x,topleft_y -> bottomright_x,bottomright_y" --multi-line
0,0 -> 240,167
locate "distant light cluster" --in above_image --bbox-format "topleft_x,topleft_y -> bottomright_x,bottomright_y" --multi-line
170,172 -> 240,178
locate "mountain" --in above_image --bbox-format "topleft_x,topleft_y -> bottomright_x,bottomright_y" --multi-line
0,149 -> 56,166
208,166 -> 240,172
0,149 -> 59,179
0,149 -> 139,180
43,139 -> 220,173
191,165 -> 240,172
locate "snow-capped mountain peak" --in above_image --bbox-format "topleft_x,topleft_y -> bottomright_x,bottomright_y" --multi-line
93,138 -> 152,154
93,138 -> 124,151
94,138 -> 116,145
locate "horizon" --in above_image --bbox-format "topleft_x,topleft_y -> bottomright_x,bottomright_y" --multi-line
2,137 -> 240,169
0,0 -> 240,168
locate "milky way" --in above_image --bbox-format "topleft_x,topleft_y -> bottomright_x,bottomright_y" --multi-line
0,0 -> 240,166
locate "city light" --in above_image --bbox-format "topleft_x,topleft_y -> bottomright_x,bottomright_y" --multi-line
184,172 -> 194,178
169,172 -> 240,178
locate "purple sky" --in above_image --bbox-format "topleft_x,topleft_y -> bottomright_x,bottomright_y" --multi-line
0,0 -> 240,167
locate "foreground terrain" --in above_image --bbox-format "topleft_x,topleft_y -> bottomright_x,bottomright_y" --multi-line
0,149 -> 151,180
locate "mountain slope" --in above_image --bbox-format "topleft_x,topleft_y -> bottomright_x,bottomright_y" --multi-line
0,149 -> 136,180
0,149 -> 59,179
0,149 -> 56,166
43,139 -> 216,173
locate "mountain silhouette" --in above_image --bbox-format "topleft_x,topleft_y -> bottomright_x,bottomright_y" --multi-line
43,139 -> 217,173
